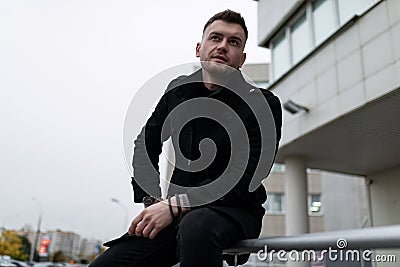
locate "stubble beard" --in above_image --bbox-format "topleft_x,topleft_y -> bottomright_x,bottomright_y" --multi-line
200,61 -> 236,84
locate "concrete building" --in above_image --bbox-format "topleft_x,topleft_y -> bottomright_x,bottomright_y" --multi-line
79,238 -> 102,260
15,227 -> 101,262
252,0 -> 400,266
46,230 -> 80,260
240,64 -> 369,267
260,170 -> 324,237
242,63 -> 270,89
17,228 -> 80,260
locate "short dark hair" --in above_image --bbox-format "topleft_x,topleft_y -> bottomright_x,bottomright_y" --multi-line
203,10 -> 248,41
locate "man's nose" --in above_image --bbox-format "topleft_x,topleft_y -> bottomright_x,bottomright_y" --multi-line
217,39 -> 228,53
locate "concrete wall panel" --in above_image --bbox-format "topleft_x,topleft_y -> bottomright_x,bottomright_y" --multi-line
368,166 -> 400,226
396,60 -> 400,85
390,22 -> 400,62
261,214 -> 285,237
337,51 -> 363,91
335,24 -> 360,61
295,60 -> 316,89
365,64 -> 397,101
362,30 -> 393,77
338,82 -> 365,114
386,0 -> 400,26
314,43 -> 336,75
294,80 -> 317,110
317,67 -> 338,103
359,1 -> 389,45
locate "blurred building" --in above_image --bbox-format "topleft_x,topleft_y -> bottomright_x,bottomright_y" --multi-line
46,230 -> 80,259
250,0 -> 400,266
17,225 -> 36,247
17,227 -> 81,260
79,238 -> 102,260
242,63 -> 270,89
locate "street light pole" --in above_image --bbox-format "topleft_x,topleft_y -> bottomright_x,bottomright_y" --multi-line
110,198 -> 129,232
29,198 -> 43,264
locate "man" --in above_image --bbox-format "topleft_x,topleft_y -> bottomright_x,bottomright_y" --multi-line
90,10 -> 281,267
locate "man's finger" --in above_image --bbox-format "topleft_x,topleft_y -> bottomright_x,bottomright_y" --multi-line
136,220 -> 149,236
148,227 -> 159,239
128,212 -> 143,235
142,223 -> 153,237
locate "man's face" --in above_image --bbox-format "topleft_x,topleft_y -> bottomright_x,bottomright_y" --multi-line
196,20 -> 246,72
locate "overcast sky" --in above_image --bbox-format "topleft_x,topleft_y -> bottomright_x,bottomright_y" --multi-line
0,0 -> 270,242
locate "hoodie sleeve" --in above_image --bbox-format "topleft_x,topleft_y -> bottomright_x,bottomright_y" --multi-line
130,77 -> 186,203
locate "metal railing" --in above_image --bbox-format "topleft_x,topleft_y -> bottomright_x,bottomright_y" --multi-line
223,224 -> 400,266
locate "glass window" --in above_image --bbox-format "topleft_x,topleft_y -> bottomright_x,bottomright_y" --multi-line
312,0 -> 337,44
270,0 -> 373,82
254,81 -> 269,89
309,194 -> 322,214
271,163 -> 285,173
264,193 -> 285,213
272,31 -> 290,79
291,12 -> 312,63
337,0 -> 370,24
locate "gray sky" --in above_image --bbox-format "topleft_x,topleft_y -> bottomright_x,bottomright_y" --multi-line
0,0 -> 270,241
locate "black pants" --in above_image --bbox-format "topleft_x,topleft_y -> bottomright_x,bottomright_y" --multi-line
89,207 -> 245,267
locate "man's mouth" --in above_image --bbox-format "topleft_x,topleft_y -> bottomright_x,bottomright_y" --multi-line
211,55 -> 227,63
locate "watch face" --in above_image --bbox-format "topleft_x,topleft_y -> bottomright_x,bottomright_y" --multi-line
143,196 -> 154,206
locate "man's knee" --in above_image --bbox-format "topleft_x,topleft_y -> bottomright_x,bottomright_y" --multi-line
178,208 -> 223,249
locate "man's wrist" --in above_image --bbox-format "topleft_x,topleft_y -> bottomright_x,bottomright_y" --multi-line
180,194 -> 191,212
142,195 -> 162,208
168,194 -> 191,216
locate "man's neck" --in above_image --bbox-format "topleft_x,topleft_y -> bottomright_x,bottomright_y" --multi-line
201,69 -> 225,91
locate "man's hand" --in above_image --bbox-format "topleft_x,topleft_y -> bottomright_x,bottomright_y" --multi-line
128,201 -> 173,239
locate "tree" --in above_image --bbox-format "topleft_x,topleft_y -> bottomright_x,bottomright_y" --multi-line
0,230 -> 29,260
18,235 -> 31,259
52,250 -> 66,262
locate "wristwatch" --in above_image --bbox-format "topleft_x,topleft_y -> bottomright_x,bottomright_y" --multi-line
142,196 -> 160,208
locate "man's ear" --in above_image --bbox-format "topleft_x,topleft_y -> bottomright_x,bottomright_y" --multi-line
239,52 -> 246,68
196,42 -> 201,58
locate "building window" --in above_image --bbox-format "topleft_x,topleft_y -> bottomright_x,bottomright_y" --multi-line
264,193 -> 285,214
291,12 -> 312,63
269,0 -> 375,82
337,0 -> 370,23
265,193 -> 322,215
312,0 -> 337,45
254,81 -> 269,89
271,31 -> 290,79
309,194 -> 322,214
271,163 -> 285,173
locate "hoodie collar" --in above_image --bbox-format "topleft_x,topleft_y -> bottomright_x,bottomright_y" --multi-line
175,68 -> 253,99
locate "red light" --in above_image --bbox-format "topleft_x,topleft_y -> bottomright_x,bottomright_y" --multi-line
40,238 -> 50,246
38,245 -> 46,255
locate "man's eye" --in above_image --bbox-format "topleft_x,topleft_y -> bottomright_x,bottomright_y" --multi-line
229,40 -> 239,46
211,35 -> 220,41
